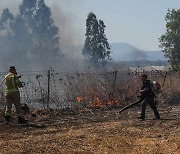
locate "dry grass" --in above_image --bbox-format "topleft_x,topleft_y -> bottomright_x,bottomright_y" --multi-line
0,103 -> 179,154
0,71 -> 180,153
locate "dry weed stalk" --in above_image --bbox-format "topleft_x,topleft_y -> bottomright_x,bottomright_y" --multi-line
0,70 -> 179,110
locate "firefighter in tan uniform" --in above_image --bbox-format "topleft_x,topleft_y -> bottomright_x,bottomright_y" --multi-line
4,66 -> 27,124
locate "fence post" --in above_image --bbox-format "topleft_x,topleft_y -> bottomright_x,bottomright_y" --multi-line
47,70 -> 50,108
111,70 -> 118,99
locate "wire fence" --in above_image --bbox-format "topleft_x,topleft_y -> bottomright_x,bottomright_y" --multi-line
0,69 -> 173,109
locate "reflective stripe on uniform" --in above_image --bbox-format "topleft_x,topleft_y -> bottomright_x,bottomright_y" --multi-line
5,73 -> 19,93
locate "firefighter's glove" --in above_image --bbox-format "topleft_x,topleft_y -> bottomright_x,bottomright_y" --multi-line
18,75 -> 22,78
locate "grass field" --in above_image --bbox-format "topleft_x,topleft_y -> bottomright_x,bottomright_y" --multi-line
0,102 -> 179,154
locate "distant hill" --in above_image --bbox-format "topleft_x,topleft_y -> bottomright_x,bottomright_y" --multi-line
146,50 -> 167,61
62,42 -> 167,62
110,42 -> 167,61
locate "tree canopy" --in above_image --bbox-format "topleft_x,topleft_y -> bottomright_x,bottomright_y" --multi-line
83,12 -> 111,65
0,0 -> 61,69
159,9 -> 180,71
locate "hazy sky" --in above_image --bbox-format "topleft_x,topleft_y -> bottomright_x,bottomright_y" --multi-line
1,0 -> 180,51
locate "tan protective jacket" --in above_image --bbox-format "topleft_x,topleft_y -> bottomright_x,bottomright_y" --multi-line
5,73 -> 23,93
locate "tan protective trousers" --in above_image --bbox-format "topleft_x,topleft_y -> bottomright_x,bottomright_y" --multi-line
5,91 -> 22,117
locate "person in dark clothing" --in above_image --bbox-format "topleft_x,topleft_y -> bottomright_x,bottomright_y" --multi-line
137,74 -> 160,120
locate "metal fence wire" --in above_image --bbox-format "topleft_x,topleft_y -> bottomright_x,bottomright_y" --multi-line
0,69 -> 169,109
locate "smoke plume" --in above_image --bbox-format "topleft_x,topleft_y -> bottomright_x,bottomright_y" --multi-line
0,0 -> 85,72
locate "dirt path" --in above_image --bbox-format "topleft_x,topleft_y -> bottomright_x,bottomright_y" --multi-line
0,104 -> 179,154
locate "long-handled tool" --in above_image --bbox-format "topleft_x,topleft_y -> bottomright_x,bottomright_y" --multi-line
119,99 -> 143,113
119,95 -> 145,113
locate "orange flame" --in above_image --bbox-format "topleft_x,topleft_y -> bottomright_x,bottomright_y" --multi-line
77,94 -> 121,108
89,97 -> 105,108
76,96 -> 83,102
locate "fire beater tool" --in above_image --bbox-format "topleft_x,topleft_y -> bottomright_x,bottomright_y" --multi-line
119,96 -> 144,113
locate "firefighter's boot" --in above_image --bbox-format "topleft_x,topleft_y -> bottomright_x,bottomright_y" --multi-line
4,115 -> 11,123
18,117 -> 27,124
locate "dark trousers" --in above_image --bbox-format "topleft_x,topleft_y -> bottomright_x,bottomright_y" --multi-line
140,97 -> 160,119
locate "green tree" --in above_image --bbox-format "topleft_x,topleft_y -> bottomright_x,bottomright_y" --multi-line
83,12 -> 111,65
0,8 -> 14,33
159,9 -> 180,71
17,0 -> 61,58
98,20 -> 111,61
0,8 -> 15,60
0,0 -> 61,69
32,0 -> 61,58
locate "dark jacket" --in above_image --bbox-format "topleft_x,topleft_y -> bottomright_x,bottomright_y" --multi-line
141,80 -> 156,98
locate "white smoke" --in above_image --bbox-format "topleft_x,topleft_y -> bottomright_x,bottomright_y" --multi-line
44,0 -> 85,59
0,0 -> 20,14
0,0 -> 86,72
